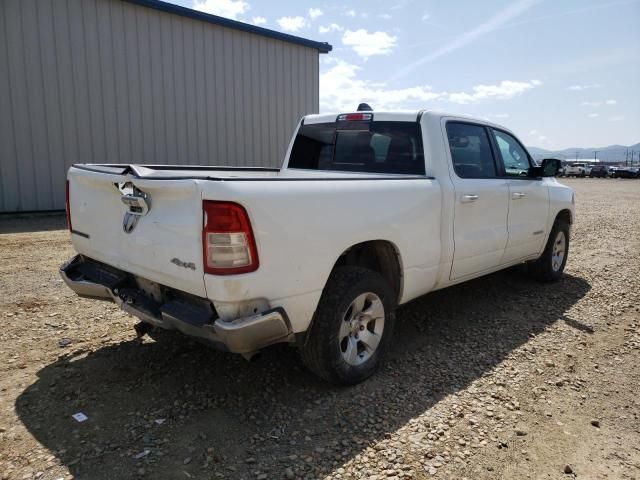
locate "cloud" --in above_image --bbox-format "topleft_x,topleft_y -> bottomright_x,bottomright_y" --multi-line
389,0 -> 539,81
527,129 -> 548,144
447,80 -> 541,104
342,29 -> 398,58
251,16 -> 266,25
567,83 -> 602,91
277,16 -> 306,32
390,0 -> 410,10
344,9 -> 356,17
588,113 -> 600,118
320,60 -> 541,112
608,115 -> 624,122
379,13 -> 391,19
422,13 -> 431,21
193,0 -> 248,19
580,99 -> 617,107
308,8 -> 323,20
320,60 -> 442,112
318,23 -> 344,34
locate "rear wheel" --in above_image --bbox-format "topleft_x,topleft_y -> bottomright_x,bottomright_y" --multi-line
528,220 -> 570,282
299,266 -> 396,385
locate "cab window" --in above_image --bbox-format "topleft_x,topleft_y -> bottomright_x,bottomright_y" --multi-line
289,121 -> 425,175
446,122 -> 497,178
492,129 -> 532,177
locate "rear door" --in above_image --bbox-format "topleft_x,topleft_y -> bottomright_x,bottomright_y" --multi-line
490,129 -> 549,263
445,122 -> 509,280
67,167 -> 207,297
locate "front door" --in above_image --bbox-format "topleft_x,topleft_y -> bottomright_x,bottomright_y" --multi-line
490,129 -> 550,263
446,122 -> 510,280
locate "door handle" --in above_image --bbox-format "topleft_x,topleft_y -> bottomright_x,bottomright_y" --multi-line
461,194 -> 479,203
512,192 -> 526,199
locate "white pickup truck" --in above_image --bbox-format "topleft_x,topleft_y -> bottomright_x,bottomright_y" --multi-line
562,162 -> 589,177
61,110 -> 574,384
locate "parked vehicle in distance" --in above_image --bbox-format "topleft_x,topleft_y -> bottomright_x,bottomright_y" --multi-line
60,109 -> 575,384
608,166 -> 618,176
589,165 -> 609,178
612,166 -> 639,178
563,162 -> 588,177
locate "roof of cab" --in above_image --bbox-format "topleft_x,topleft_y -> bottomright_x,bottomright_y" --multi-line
302,110 -> 509,130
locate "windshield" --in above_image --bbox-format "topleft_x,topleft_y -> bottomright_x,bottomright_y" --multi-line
288,121 -> 425,175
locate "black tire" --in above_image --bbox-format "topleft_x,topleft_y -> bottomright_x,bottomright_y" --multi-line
528,219 -> 570,282
299,266 -> 396,385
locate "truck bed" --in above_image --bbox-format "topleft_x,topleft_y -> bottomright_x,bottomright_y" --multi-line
67,163 -> 442,332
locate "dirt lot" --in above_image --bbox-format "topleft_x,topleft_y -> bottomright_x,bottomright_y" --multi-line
1,178 -> 639,480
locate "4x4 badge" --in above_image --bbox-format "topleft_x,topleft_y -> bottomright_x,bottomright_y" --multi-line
171,258 -> 196,271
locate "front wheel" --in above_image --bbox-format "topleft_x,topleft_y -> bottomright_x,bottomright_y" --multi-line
528,220 -> 570,282
299,266 -> 396,385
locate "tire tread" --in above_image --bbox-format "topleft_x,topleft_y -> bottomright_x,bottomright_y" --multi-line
299,266 -> 395,384
529,219 -> 570,282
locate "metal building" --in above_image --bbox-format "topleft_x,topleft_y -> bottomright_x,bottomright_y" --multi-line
0,0 -> 331,212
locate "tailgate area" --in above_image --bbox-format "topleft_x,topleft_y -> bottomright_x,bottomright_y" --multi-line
68,167 -> 206,297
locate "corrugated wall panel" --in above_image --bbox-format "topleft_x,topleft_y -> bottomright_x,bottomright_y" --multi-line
0,0 -> 321,212
147,10 -> 167,164
6,0 -> 38,211
0,1 -> 17,212
38,0 -> 68,208
193,23 -> 208,165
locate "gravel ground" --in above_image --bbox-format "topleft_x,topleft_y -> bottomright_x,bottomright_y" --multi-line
1,178 -> 639,480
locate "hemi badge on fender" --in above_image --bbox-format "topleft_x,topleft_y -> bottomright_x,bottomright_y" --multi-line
533,230 -> 544,236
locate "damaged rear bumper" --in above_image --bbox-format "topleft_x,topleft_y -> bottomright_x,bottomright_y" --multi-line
59,255 -> 292,354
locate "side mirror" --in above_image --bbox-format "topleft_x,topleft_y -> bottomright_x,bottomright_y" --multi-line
540,158 -> 562,177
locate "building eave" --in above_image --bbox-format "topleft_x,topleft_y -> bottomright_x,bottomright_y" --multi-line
121,0 -> 333,53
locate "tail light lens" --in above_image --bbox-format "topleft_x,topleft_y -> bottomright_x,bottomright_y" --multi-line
202,201 -> 259,275
65,180 -> 72,232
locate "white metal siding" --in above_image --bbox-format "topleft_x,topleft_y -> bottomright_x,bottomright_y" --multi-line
0,0 -> 320,212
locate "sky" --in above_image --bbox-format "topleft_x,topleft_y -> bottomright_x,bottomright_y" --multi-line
167,0 -> 639,150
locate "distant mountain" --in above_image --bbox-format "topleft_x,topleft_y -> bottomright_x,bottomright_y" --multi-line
526,143 -> 640,164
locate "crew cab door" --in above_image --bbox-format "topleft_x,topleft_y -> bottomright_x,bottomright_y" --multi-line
489,128 -> 549,263
445,122 -> 509,280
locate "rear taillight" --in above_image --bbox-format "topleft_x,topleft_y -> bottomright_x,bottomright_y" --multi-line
65,180 -> 72,232
202,201 -> 259,275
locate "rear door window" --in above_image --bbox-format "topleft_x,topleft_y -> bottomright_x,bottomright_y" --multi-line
288,121 -> 425,175
446,122 -> 497,178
